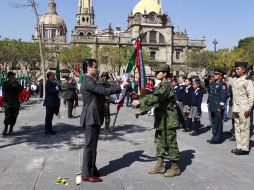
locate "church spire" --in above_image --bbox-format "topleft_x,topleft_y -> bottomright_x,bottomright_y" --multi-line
74,0 -> 96,36
47,0 -> 57,14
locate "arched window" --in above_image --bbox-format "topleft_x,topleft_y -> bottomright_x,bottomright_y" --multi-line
87,32 -> 92,38
79,32 -> 84,36
82,17 -> 85,22
149,31 -> 157,43
86,17 -> 89,23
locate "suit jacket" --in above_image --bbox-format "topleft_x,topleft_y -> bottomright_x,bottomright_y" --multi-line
80,75 -> 121,127
66,83 -> 77,100
43,80 -> 60,107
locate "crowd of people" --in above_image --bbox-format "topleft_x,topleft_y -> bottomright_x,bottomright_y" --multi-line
1,59 -> 254,183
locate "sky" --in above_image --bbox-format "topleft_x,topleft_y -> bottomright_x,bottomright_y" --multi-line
0,0 -> 254,50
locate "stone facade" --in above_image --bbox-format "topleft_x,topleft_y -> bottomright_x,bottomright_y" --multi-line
71,0 -> 206,72
33,0 -> 67,45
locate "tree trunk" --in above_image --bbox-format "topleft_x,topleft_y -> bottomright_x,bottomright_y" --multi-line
31,0 -> 46,98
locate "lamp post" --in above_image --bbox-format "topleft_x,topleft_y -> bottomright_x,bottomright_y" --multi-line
213,39 -> 218,52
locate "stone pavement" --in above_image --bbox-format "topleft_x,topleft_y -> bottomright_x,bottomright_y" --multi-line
0,97 -> 253,190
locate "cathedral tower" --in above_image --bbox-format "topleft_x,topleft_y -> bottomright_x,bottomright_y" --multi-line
74,0 -> 96,37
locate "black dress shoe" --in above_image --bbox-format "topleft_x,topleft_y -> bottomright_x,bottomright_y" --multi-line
231,148 -> 240,153
183,128 -> 191,132
235,149 -> 249,155
190,131 -> 199,136
207,139 -> 221,144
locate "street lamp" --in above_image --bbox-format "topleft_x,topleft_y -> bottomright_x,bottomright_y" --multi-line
212,39 -> 218,52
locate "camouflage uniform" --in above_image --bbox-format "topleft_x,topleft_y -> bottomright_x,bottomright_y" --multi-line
61,81 -> 68,106
140,79 -> 180,161
98,72 -> 111,131
2,80 -> 23,135
101,80 -> 111,130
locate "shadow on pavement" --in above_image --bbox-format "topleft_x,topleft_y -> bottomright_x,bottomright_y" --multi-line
99,150 -> 156,174
165,149 -> 195,173
250,140 -> 254,151
0,123 -> 84,150
99,124 -> 148,145
198,125 -> 211,135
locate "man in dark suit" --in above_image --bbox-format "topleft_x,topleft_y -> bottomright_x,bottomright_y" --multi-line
66,77 -> 77,118
80,59 -> 128,183
43,72 -> 60,135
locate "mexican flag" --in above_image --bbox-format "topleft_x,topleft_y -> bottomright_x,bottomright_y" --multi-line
123,36 -> 147,89
117,36 -> 147,110
56,61 -> 60,82
78,69 -> 84,84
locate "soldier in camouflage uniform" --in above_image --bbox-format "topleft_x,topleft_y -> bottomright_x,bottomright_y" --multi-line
2,72 -> 23,136
132,65 -> 180,177
99,72 -> 112,134
61,77 -> 68,106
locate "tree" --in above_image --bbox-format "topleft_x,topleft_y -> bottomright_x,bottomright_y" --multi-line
58,45 -> 92,74
238,37 -> 254,48
10,0 -> 46,98
186,50 -> 218,76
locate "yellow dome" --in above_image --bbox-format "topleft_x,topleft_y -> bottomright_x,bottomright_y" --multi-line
133,0 -> 162,15
39,14 -> 66,26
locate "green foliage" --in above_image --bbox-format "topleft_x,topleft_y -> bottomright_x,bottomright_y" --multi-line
238,37 -> 254,48
58,45 -> 92,70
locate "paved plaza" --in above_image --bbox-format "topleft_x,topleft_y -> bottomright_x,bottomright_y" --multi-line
0,96 -> 254,190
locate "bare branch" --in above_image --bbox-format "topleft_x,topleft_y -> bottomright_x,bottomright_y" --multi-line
8,0 -> 39,9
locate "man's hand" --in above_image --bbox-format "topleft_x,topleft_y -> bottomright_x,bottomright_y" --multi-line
131,100 -> 140,107
216,108 -> 222,113
135,112 -> 141,119
244,111 -> 250,118
121,81 -> 130,88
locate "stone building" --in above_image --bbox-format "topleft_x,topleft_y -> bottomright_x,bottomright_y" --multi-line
33,0 -> 67,45
71,0 -> 206,73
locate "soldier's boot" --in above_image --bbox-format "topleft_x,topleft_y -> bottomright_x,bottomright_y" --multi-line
8,125 -> 14,135
148,157 -> 166,174
164,161 -> 181,177
2,125 -> 8,136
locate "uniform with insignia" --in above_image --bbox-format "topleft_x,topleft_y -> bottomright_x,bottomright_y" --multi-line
138,65 -> 181,177
207,70 -> 228,144
2,72 -> 23,136
229,62 -> 254,155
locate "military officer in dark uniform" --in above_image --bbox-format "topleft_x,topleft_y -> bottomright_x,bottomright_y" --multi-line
2,71 -> 23,136
207,69 -> 228,144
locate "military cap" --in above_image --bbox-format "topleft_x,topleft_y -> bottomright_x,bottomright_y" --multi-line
235,61 -> 248,68
214,69 -> 224,75
155,64 -> 171,72
100,71 -> 109,77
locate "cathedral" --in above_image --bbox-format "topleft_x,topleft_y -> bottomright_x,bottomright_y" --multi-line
34,0 -> 206,73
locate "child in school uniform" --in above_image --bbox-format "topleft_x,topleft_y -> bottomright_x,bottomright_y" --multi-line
189,79 -> 203,136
